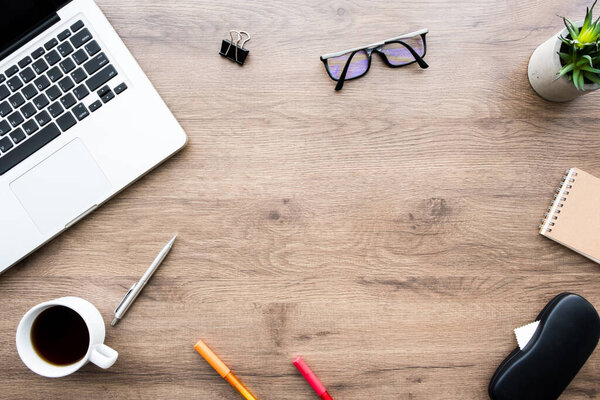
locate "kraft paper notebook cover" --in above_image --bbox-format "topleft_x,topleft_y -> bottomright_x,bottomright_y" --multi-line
539,168 -> 600,264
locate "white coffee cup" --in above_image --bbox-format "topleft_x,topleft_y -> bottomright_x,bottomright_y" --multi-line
16,296 -> 118,378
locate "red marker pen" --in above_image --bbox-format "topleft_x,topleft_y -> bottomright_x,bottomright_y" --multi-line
293,356 -> 333,400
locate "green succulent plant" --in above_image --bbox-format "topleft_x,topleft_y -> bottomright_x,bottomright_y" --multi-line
558,0 -> 600,90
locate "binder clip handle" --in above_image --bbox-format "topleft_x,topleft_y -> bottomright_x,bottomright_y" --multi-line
238,31 -> 251,49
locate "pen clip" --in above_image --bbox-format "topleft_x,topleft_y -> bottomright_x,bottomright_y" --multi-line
114,283 -> 137,313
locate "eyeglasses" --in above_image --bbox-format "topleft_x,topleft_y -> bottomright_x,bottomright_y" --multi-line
320,29 -> 429,91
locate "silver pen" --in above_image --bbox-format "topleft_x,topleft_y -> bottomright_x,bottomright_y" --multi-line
111,234 -> 177,326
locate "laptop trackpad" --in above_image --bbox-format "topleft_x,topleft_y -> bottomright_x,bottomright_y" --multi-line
10,139 -> 111,234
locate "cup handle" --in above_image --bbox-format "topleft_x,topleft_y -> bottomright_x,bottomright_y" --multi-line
90,344 -> 118,369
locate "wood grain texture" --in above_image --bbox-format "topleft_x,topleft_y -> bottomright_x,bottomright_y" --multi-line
2,0 -> 600,398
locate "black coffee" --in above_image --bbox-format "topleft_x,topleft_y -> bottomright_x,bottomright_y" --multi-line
31,305 -> 90,366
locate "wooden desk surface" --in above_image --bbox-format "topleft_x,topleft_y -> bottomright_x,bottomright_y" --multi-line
2,0 -> 600,398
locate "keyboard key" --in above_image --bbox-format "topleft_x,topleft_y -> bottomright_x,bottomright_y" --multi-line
71,68 -> 87,84
57,41 -> 74,57
85,40 -> 101,56
114,82 -> 128,95
18,56 -> 32,69
34,75 -> 50,91
97,85 -> 110,97
73,84 -> 89,100
33,93 -> 49,110
9,93 -> 25,108
70,28 -> 92,48
71,20 -> 84,32
0,123 -> 61,175
32,59 -> 49,74
59,58 -> 76,73
0,120 -> 11,135
7,111 -> 23,127
84,53 -> 108,75
44,50 -> 61,66
31,47 -> 45,59
0,136 -> 12,153
7,76 -> 23,92
58,76 -> 74,92
101,90 -> 115,103
72,49 -> 89,65
22,84 -> 37,100
19,67 -> 35,83
9,127 -> 25,144
23,119 -> 39,135
89,100 -> 102,112
0,74 -> 4,84
5,65 -> 18,77
0,101 -> 11,117
56,112 -> 76,132
73,103 -> 89,121
47,66 -> 63,82
44,38 -> 58,50
58,29 -> 71,41
48,102 -> 64,118
0,85 -> 9,100
60,93 -> 76,109
35,110 -> 51,126
21,102 -> 36,118
86,65 -> 117,91
46,85 -> 62,101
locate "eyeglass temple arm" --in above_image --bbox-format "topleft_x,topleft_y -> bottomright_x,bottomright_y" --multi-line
335,50 -> 360,91
395,40 -> 429,69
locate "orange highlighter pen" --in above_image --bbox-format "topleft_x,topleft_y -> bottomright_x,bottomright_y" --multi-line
194,340 -> 258,400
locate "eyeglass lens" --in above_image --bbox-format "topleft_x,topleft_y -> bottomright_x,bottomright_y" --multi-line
325,49 -> 369,80
379,35 -> 425,66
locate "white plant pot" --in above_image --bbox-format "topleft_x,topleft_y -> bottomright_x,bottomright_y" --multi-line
528,23 -> 600,102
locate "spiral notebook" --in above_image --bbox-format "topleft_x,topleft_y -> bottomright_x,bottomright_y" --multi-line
539,168 -> 600,264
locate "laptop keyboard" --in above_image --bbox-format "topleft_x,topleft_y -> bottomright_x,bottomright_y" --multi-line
0,20 -> 128,176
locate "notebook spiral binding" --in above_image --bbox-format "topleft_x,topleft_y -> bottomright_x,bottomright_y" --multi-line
539,169 -> 578,233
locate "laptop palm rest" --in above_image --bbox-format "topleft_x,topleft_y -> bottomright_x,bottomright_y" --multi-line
10,139 -> 111,234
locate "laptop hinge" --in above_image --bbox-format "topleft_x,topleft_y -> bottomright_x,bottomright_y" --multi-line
0,14 -> 61,63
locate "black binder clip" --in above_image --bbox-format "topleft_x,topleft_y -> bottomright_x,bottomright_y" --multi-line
219,30 -> 251,65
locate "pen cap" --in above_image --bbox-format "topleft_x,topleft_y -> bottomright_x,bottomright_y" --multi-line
194,340 -> 231,377
293,356 -> 327,395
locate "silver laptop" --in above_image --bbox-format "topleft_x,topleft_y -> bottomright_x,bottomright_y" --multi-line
0,0 -> 187,273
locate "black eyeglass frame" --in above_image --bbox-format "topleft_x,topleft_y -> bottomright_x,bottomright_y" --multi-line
320,29 -> 429,90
